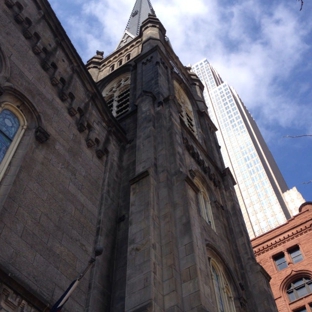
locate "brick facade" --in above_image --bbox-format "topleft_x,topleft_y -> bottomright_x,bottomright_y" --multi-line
0,0 -> 277,311
252,203 -> 312,312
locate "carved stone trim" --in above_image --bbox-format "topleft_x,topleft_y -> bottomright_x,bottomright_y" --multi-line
130,170 -> 150,185
96,148 -> 108,159
239,296 -> 247,308
254,224 -> 312,256
185,175 -> 200,193
130,301 -> 153,312
35,126 -> 50,143
189,169 -> 196,179
214,200 -> 224,211
4,0 -> 15,8
0,45 -> 11,85
222,168 -> 236,186
50,77 -> 59,86
197,109 -> 218,132
14,13 -> 25,24
23,29 -> 33,39
183,135 -> 221,188
137,90 -> 157,102
86,138 -> 95,148
0,266 -> 48,311
0,285 -> 41,311
163,95 -> 174,103
77,122 -> 86,133
142,55 -> 153,65
32,45 -> 42,55
41,60 -> 51,71
155,57 -> 168,69
117,214 -> 126,223
68,107 -> 77,117
59,91 -> 68,102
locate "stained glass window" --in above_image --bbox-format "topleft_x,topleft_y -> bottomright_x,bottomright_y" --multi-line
0,109 -> 20,163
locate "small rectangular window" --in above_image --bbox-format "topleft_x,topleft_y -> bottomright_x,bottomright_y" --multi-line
294,308 -> 307,312
288,246 -> 303,264
273,253 -> 287,270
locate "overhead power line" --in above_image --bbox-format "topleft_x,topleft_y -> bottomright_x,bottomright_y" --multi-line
283,135 -> 312,139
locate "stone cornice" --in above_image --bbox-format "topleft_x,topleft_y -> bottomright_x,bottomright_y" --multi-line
254,223 -> 312,256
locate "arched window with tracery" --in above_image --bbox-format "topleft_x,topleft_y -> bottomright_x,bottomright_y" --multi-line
0,104 -> 27,180
102,74 -> 130,118
173,81 -> 196,135
211,260 -> 236,312
287,277 -> 312,302
194,178 -> 215,230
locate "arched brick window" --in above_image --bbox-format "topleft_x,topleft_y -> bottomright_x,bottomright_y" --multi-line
287,277 -> 312,302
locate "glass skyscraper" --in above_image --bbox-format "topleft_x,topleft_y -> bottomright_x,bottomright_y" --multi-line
192,59 -> 305,238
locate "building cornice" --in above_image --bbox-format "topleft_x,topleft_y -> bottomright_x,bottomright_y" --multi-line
254,223 -> 312,256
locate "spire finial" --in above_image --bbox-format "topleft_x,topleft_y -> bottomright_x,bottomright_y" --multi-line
116,0 -> 156,50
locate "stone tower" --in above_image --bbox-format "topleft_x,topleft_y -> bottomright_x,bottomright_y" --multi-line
0,0 -> 277,311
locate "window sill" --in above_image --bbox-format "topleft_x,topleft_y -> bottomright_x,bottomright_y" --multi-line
288,292 -> 312,306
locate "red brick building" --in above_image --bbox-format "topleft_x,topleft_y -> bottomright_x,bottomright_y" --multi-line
252,202 -> 312,312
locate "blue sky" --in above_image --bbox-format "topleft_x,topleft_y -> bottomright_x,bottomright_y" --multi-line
48,0 -> 311,201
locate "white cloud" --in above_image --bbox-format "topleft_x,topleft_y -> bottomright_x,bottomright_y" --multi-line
49,0 -> 312,140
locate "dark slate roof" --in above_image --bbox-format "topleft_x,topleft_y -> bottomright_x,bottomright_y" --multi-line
116,0 -> 155,50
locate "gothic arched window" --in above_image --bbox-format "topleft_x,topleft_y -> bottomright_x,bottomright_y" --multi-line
194,178 -> 215,230
211,261 -> 236,312
287,277 -> 312,302
174,81 -> 196,135
102,74 -> 130,118
0,109 -> 20,161
199,188 -> 214,229
0,104 -> 27,180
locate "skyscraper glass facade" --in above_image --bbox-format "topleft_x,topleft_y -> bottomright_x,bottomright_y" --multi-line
192,59 -> 305,238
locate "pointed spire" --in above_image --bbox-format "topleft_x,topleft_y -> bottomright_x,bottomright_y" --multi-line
116,0 -> 156,50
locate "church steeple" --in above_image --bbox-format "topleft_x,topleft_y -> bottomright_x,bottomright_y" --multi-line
116,0 -> 155,50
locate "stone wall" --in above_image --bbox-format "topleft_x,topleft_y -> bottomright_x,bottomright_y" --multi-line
0,0 -> 125,310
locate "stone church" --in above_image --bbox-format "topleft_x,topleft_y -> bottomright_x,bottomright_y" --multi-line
0,0 -> 277,311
